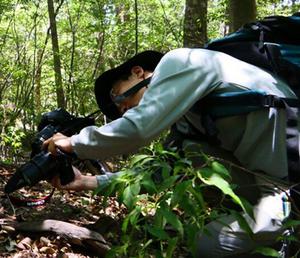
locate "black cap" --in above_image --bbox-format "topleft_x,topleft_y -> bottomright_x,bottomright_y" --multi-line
94,50 -> 164,120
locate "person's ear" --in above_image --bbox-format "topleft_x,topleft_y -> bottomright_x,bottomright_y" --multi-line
131,66 -> 144,79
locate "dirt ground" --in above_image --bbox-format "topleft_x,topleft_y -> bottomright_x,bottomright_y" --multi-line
0,162 -> 126,258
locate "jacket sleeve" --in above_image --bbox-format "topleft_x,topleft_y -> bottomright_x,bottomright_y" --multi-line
71,48 -> 221,160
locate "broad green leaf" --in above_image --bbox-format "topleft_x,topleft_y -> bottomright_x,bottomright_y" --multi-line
189,186 -> 205,209
239,196 -> 254,220
122,215 -> 130,234
166,237 -> 178,258
129,206 -> 141,226
157,175 -> 179,192
197,169 -> 245,211
283,219 -> 300,229
153,204 -> 166,228
159,206 -> 184,236
122,182 -> 141,209
146,225 -> 169,240
171,181 -> 190,208
161,163 -> 172,179
179,197 -> 197,216
130,154 -> 154,167
122,207 -> 141,233
253,247 -> 280,257
141,174 -> 157,194
211,161 -> 231,180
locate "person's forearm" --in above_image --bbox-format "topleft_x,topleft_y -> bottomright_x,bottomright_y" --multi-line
79,175 -> 98,190
71,119 -> 147,160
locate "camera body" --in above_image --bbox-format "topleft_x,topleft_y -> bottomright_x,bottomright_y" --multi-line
4,108 -> 95,194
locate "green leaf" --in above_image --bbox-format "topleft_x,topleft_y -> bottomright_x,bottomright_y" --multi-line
141,174 -> 157,194
171,181 -> 190,208
283,219 -> 300,229
211,161 -> 231,180
122,207 -> 141,233
189,186 -> 206,209
146,225 -> 169,240
239,196 -> 254,220
122,182 -> 141,209
159,206 -> 184,236
122,215 -> 130,234
129,206 -> 141,226
253,246 -> 280,257
179,196 -> 197,216
197,169 -> 245,211
130,154 -> 154,167
161,163 -> 171,179
166,237 -> 178,258
157,175 -> 179,192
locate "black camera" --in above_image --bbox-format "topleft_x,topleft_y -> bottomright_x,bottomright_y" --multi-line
4,150 -> 74,194
4,108 -> 97,194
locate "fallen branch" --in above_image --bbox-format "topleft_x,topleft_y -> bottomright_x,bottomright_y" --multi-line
11,219 -> 110,257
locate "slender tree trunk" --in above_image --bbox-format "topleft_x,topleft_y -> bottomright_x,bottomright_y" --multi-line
228,0 -> 257,32
35,49 -> 43,115
47,0 -> 65,108
183,0 -> 208,47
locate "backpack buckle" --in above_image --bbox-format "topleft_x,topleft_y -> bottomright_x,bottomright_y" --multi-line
262,95 -> 283,108
263,95 -> 275,107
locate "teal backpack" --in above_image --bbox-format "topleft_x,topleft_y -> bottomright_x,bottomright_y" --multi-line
200,13 -> 300,202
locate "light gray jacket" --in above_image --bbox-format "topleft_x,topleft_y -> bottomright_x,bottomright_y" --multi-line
71,48 -> 297,183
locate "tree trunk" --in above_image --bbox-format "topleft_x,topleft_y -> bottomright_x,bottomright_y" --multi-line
35,49 -> 43,115
47,0 -> 65,108
183,0 -> 208,48
228,0 -> 257,32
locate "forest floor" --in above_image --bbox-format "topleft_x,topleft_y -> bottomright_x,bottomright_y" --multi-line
0,162 -> 126,258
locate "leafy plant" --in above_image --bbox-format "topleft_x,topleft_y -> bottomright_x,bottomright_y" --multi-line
0,126 -> 26,163
95,142 -> 251,257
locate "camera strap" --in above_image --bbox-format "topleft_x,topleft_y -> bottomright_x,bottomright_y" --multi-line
6,188 -> 55,207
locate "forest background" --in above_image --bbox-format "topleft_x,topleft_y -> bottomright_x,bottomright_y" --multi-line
1,0 -> 299,159
0,0 -> 300,257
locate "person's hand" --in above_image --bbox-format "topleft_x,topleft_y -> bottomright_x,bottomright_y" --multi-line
51,166 -> 98,191
43,132 -> 73,155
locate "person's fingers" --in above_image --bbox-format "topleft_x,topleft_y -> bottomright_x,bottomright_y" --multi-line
47,140 -> 58,155
43,133 -> 69,155
42,137 -> 51,150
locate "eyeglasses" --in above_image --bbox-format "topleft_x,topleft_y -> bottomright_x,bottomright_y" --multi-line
110,77 -> 152,105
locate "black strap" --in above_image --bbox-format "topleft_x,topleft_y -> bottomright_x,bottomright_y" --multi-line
200,93 -> 299,113
113,77 -> 152,103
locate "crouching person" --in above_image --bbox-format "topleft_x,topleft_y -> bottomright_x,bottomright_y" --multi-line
44,48 -> 298,257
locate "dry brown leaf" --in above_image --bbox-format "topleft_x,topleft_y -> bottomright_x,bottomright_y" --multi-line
2,225 -> 16,233
39,236 -> 51,246
39,245 -> 56,254
16,236 -> 32,250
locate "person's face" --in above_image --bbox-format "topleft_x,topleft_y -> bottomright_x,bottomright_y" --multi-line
111,66 -> 152,114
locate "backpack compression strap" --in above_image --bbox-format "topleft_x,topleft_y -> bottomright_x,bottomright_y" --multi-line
193,90 -> 299,137
198,90 -> 300,119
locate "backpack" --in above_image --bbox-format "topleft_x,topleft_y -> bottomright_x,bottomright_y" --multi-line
205,13 -> 300,97
199,14 -> 300,195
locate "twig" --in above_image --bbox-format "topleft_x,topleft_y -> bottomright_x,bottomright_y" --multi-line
6,194 -> 16,216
